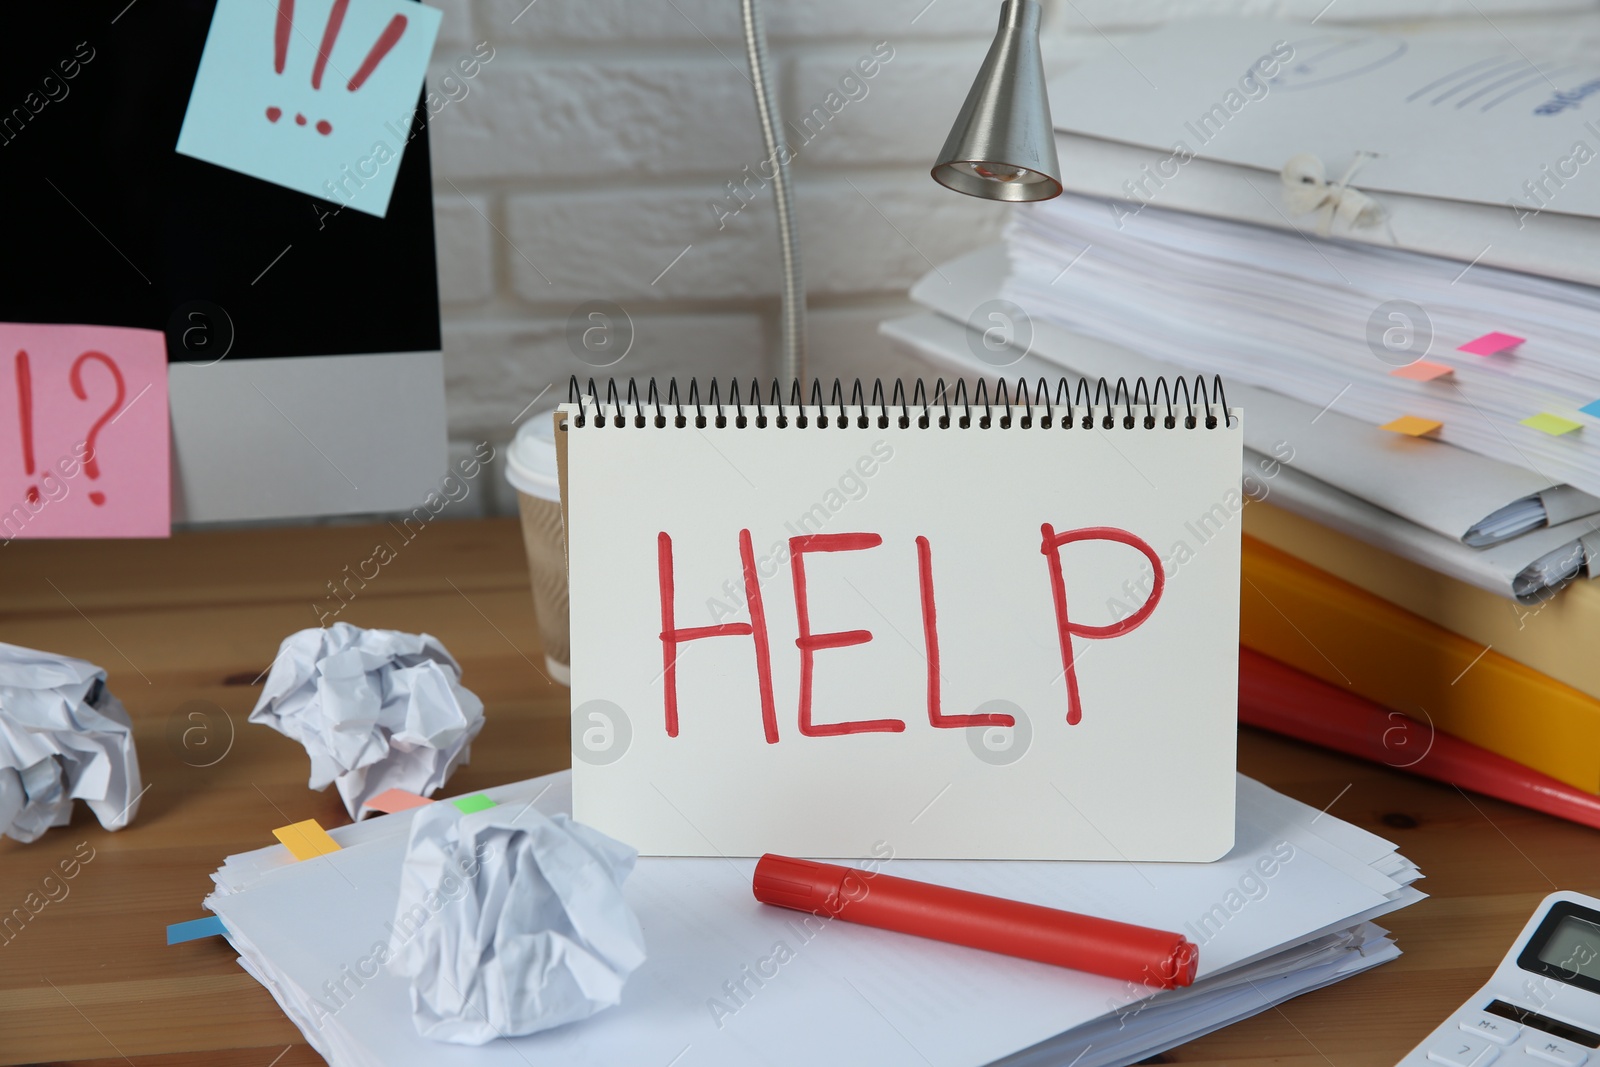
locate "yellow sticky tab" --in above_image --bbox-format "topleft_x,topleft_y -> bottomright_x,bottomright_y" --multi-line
1381,415 -> 1443,437
272,819 -> 341,861
1521,412 -> 1583,436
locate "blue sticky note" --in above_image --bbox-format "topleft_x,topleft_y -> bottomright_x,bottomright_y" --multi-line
167,915 -> 227,945
1583,399 -> 1600,419
176,0 -> 442,218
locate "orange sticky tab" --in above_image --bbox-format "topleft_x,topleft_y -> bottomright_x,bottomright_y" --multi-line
363,789 -> 434,815
1381,415 -> 1443,437
1389,361 -> 1453,382
272,819 -> 341,860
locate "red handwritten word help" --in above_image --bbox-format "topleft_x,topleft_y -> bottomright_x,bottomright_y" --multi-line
657,525 -> 1164,742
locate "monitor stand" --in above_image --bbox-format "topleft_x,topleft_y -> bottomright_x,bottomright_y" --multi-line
169,350 -> 446,524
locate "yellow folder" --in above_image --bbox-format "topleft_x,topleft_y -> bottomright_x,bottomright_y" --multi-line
1243,500 -> 1600,702
1241,535 -> 1600,794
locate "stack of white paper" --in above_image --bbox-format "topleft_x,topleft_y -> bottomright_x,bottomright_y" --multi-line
1039,18 -> 1600,288
1002,192 -> 1600,501
200,771 -> 1421,1067
885,245 -> 1600,602
885,16 -> 1600,604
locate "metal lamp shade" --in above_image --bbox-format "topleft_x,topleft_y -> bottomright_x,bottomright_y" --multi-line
931,0 -> 1062,203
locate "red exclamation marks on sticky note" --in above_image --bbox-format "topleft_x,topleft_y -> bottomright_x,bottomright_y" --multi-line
312,0 -> 349,90
348,13 -> 409,91
268,0 -> 409,135
269,0 -> 293,123
14,350 -> 39,506
275,0 -> 294,73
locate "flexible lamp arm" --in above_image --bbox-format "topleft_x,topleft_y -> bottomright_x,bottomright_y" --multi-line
740,0 -> 806,381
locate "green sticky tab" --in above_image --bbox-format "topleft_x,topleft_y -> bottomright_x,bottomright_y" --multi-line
452,794 -> 495,814
1521,412 -> 1583,436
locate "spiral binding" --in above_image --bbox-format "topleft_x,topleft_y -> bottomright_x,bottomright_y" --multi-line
564,375 -> 1234,431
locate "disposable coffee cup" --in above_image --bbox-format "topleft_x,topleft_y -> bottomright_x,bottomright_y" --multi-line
506,413 -> 570,687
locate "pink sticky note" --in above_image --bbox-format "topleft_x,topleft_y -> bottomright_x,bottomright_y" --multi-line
0,323 -> 169,539
361,788 -> 434,816
1389,360 -> 1454,381
1458,332 -> 1524,356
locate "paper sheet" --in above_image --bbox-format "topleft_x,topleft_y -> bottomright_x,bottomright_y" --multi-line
205,770 -> 1422,1067
0,642 -> 142,843
251,624 -> 485,819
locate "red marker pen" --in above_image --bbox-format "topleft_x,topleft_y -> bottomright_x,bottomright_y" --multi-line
752,854 -> 1198,988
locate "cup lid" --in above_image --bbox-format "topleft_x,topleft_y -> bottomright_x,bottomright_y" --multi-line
506,411 -> 560,498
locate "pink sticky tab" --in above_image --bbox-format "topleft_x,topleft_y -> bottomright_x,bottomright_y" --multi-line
362,788 -> 434,816
1389,360 -> 1454,381
0,324 -> 169,539
1458,332 -> 1524,356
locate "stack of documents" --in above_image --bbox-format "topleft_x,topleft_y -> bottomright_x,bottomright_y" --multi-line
1037,17 -> 1600,286
881,13 -> 1600,825
884,246 -> 1600,603
1003,192 -> 1600,504
202,771 -> 1422,1067
886,275 -> 1600,804
884,16 -> 1600,604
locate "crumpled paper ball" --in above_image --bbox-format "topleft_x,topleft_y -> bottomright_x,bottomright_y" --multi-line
0,641 -> 142,843
389,801 -> 647,1044
250,623 -> 485,820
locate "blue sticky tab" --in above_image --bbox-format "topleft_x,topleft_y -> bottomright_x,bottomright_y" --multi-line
1582,398 -> 1600,419
167,915 -> 227,945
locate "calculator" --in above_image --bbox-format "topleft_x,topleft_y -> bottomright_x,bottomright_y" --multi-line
1398,892 -> 1600,1066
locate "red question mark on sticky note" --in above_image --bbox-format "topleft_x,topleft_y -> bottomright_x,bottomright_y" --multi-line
70,351 -> 126,507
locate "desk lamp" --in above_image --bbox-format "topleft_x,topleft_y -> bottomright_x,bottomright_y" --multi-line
932,0 -> 1062,202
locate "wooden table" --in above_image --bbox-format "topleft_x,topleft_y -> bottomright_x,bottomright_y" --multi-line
1,518 -> 1595,1066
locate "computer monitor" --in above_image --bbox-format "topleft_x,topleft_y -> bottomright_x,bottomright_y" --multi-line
0,1 -> 446,524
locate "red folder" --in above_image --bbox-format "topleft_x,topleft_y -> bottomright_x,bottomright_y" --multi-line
1239,648 -> 1600,832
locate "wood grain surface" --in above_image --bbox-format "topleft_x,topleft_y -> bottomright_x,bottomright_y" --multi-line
0,517 -> 1594,1066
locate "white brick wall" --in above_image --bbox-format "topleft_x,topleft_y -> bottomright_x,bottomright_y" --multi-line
425,0 -> 1594,481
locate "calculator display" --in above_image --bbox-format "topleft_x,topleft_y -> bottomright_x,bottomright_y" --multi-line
1519,901 -> 1600,996
1538,915 -> 1600,980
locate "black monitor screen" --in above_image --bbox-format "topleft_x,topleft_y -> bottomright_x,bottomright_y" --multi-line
0,1 -> 441,362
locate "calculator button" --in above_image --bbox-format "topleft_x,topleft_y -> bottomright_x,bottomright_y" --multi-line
1461,1013 -> 1522,1046
1524,1038 -> 1587,1066
1429,1034 -> 1499,1066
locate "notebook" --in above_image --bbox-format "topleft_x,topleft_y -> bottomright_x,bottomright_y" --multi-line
557,376 -> 1244,861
